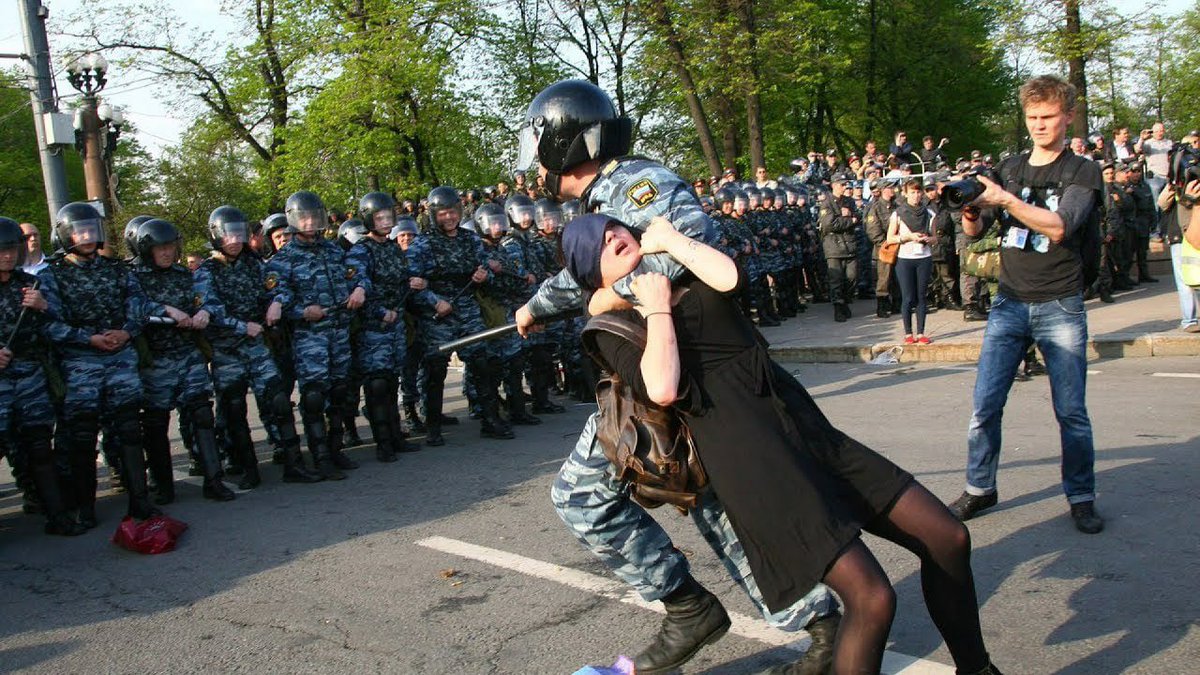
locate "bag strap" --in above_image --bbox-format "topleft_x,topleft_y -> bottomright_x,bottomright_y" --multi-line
581,311 -> 647,373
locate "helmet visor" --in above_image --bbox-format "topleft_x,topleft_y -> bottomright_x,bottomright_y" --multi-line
508,205 -> 535,228
288,208 -> 327,235
478,213 -> 508,234
220,221 -> 250,245
371,210 -> 396,233
539,212 -> 563,232
515,118 -> 545,172
733,197 -> 749,211
70,218 -> 105,247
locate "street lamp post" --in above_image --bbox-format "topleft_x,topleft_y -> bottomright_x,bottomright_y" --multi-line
65,52 -> 123,218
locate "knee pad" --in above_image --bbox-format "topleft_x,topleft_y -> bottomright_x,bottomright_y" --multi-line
112,404 -> 143,443
186,400 -> 215,429
364,376 -> 392,402
300,383 -> 327,419
266,389 -> 294,422
224,394 -> 249,422
423,358 -> 448,382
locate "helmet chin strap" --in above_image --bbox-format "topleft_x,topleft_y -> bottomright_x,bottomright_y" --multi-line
544,170 -> 563,199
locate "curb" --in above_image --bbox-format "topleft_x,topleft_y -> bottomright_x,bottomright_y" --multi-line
769,332 -> 1200,363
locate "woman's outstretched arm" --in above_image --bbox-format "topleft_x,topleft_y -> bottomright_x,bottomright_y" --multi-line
630,273 -> 681,407
640,217 -> 740,292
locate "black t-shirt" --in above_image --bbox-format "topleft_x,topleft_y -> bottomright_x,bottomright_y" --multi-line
997,151 -> 1102,302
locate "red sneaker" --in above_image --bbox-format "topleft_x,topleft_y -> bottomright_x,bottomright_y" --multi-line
917,336 -> 932,345
903,336 -> 915,344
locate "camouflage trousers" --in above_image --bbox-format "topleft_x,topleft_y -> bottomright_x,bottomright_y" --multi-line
293,325 -> 353,386
551,413 -> 838,631
61,348 -> 143,414
356,322 -> 407,377
141,348 -> 212,410
0,361 -> 55,436
211,338 -> 285,400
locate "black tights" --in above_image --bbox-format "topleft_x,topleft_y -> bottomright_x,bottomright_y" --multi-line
821,482 -> 988,674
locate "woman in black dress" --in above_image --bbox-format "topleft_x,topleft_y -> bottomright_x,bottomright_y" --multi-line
566,213 -> 1000,675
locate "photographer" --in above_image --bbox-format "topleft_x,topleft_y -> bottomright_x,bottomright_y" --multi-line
1158,178 -> 1200,333
920,136 -> 950,169
947,75 -> 1105,535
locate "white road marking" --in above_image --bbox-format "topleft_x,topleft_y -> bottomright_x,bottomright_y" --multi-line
1150,372 -> 1200,379
416,536 -> 952,674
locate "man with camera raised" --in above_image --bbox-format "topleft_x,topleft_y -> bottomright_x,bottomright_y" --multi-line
947,75 -> 1105,535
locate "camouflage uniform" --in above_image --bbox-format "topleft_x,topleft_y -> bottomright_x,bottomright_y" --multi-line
529,228 -> 584,403
266,236 -> 359,476
524,157 -> 838,627
133,260 -> 214,501
345,236 -> 436,458
40,254 -> 161,521
0,269 -> 75,529
407,226 -> 509,440
195,249 -> 317,486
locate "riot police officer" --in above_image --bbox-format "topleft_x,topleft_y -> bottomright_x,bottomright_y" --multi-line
391,217 -> 429,433
407,187 -> 512,445
132,218 -> 237,503
818,172 -> 862,321
265,191 -> 362,479
346,192 -> 428,461
0,216 -> 85,535
41,202 -> 175,525
196,206 -> 323,485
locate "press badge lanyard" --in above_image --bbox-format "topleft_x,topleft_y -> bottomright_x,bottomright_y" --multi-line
1001,167 -> 1062,253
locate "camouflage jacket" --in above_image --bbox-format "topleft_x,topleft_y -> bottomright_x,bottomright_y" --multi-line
194,251 -> 271,345
40,254 -> 161,356
405,226 -> 492,313
134,261 -> 201,355
0,269 -> 48,363
265,237 -> 357,328
345,236 -> 438,325
526,157 -> 716,318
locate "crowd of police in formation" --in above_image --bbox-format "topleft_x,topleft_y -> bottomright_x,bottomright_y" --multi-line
0,185 -> 589,537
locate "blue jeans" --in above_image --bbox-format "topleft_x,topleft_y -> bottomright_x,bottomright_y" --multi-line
965,292 -> 1096,505
1169,243 -> 1199,328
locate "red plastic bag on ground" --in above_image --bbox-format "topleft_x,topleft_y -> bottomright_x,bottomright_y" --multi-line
111,515 -> 189,554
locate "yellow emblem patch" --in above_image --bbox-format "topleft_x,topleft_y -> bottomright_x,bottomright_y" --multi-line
194,294 -> 203,308
345,267 -> 356,280
626,179 -> 659,208
264,275 -> 278,291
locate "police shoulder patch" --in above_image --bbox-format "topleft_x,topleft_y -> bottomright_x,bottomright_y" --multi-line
345,267 -> 356,279
626,178 -> 659,208
264,274 -> 278,291
194,294 -> 203,308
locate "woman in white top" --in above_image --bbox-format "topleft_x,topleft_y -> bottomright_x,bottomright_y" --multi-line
887,178 -> 936,344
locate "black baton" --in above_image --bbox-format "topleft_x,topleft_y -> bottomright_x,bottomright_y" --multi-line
437,308 -> 582,355
3,279 -> 41,351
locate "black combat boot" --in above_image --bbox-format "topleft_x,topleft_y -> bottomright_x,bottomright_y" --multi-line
115,408 -> 160,521
188,403 -> 237,502
141,409 -> 176,505
876,297 -> 891,318
304,417 -> 345,481
633,576 -> 731,675
23,425 -> 86,536
833,303 -> 849,322
763,612 -> 840,674
386,381 -> 421,453
66,413 -> 101,528
327,384 -> 360,471
364,377 -> 398,463
403,401 -> 427,434
963,302 -> 988,321
281,441 -> 324,483
504,357 -> 542,426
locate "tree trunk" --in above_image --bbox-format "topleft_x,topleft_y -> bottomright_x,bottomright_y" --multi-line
865,0 -> 878,141
732,0 -> 764,171
646,0 -> 721,177
713,94 -> 740,172
1064,0 -> 1089,138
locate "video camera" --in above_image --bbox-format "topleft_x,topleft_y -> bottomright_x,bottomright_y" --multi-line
942,169 -> 1001,211
1169,144 -> 1200,188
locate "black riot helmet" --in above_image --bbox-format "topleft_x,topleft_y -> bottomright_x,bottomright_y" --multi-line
464,188 -> 481,204
774,188 -> 788,206
54,202 -> 106,253
284,190 -> 327,237
427,186 -> 462,230
389,217 -> 419,241
208,205 -> 251,251
0,217 -> 27,268
474,202 -> 507,238
789,158 -> 806,173
135,218 -> 181,267
745,186 -> 763,208
714,187 -> 736,208
534,199 -> 564,234
505,193 -> 536,229
561,199 -> 581,223
337,219 -> 368,250
516,79 -> 633,198
358,191 -> 397,235
123,215 -> 153,255
262,213 -> 290,253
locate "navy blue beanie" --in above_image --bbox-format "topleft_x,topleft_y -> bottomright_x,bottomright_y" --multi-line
562,213 -> 614,291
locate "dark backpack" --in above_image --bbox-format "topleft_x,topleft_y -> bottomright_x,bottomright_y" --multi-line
581,312 -> 707,514
996,152 -> 1103,288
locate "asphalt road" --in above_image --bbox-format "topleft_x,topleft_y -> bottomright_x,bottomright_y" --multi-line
1,358 -> 1197,674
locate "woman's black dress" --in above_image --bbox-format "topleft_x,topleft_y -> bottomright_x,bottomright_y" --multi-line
592,274 -> 913,613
